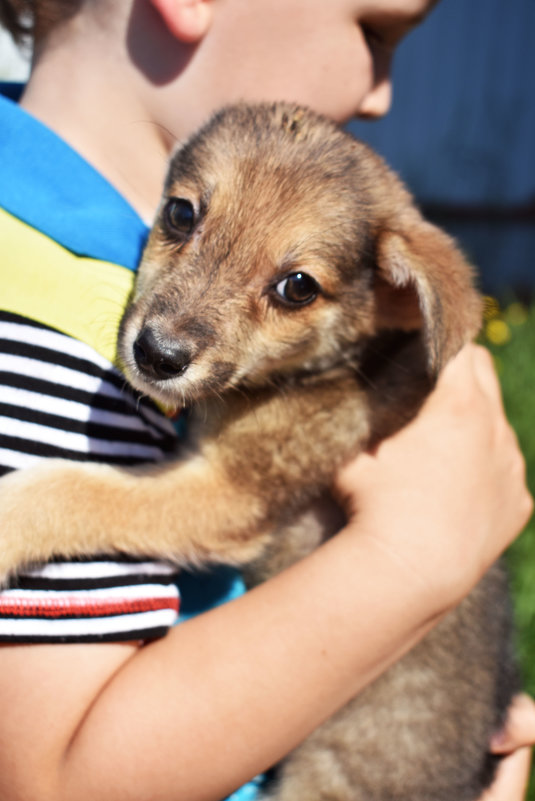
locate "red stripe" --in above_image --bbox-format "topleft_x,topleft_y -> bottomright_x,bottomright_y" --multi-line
0,596 -> 180,619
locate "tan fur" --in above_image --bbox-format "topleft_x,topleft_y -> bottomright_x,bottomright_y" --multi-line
0,103 -> 515,800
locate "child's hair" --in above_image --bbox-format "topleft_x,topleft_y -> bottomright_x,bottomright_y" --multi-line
0,0 -> 83,45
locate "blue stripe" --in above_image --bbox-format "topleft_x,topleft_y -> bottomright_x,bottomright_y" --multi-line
0,86 -> 149,271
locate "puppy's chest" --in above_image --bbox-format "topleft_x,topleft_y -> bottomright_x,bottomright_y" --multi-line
186,375 -> 371,500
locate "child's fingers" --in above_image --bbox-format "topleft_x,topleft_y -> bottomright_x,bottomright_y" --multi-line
480,747 -> 532,801
491,694 -> 535,754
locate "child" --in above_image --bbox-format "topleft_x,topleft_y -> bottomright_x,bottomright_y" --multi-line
0,1 -> 533,799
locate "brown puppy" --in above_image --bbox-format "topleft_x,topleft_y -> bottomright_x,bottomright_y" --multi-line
0,103 -> 516,800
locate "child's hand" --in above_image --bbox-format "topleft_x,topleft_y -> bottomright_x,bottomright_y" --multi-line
335,343 -> 533,611
482,694 -> 535,800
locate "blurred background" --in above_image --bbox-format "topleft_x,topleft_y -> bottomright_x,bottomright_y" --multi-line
1,0 -> 534,794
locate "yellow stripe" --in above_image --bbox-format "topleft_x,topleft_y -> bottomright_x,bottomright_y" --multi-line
0,208 -> 134,365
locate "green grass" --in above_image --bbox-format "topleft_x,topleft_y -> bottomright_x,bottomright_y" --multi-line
480,297 -> 535,798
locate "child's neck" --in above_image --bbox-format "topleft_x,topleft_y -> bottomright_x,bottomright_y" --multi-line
21,46 -> 172,223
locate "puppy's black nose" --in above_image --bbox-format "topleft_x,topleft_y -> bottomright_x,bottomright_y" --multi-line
133,327 -> 191,380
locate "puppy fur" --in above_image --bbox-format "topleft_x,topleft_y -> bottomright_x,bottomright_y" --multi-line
0,103 -> 517,800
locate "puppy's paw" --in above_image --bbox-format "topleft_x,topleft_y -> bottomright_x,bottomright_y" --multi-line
0,460 -> 90,584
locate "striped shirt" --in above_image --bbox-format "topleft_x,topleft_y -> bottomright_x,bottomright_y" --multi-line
0,310 -> 177,473
0,559 -> 180,643
0,309 -> 181,642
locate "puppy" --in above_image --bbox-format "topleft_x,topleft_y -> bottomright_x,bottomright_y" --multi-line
0,103 -> 517,800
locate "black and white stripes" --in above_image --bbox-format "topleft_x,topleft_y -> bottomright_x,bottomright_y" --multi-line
0,310 -> 178,475
0,558 -> 180,642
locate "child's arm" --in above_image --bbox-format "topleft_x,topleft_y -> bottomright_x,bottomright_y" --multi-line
0,344 -> 531,801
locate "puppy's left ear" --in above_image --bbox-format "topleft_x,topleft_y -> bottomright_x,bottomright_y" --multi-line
373,220 -> 482,376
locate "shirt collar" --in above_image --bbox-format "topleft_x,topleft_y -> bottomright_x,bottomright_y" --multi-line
0,84 -> 149,271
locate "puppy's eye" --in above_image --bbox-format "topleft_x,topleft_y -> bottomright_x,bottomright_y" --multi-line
274,272 -> 319,306
163,198 -> 196,237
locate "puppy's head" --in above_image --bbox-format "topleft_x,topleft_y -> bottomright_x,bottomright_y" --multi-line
119,103 -> 481,407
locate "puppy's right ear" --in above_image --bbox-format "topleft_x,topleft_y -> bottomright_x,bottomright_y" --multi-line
373,220 -> 482,377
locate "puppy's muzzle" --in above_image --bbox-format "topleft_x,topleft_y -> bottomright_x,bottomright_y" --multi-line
133,326 -> 191,381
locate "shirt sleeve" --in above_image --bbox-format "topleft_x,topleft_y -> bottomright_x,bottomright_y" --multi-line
0,557 -> 180,643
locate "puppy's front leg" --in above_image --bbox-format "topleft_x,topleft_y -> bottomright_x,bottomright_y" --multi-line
0,452 -> 271,584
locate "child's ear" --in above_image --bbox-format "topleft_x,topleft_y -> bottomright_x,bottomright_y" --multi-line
150,0 -> 213,43
373,221 -> 482,376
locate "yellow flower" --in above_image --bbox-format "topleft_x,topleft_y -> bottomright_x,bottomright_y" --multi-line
485,319 -> 512,346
